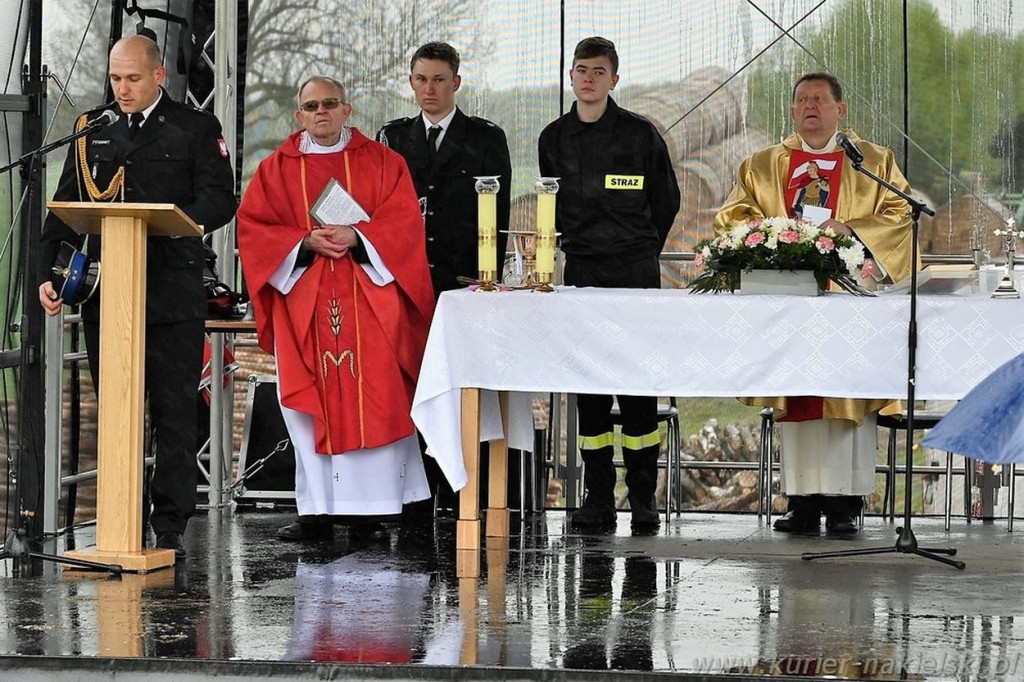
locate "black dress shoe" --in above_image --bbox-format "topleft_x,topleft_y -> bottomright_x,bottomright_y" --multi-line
277,517 -> 333,542
825,515 -> 859,535
155,532 -> 186,559
349,521 -> 389,543
772,510 -> 820,533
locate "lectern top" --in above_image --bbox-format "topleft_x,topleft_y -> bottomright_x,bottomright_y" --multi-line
46,202 -> 203,238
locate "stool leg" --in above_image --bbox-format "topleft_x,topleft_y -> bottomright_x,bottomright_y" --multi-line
758,413 -> 769,521
886,429 -> 897,522
519,449 -> 527,518
944,451 -> 953,532
767,416 -> 774,526
671,416 -> 681,516
673,418 -> 682,516
881,429 -> 889,521
531,446 -> 543,514
1009,463 -> 1016,533
757,428 -> 765,520
663,423 -> 672,524
964,457 -> 973,525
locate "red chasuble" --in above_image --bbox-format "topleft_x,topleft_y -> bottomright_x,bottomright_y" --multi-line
781,149 -> 845,422
784,149 -> 844,220
238,128 -> 434,454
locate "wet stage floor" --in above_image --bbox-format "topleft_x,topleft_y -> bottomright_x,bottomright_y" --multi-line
3,510 -> 1024,680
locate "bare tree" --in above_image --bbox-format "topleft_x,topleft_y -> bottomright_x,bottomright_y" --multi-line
243,0 -> 486,172
41,2 -> 112,142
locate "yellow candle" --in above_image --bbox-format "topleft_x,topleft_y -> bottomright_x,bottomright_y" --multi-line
536,193 -> 556,275
537,192 -> 556,234
536,237 -> 555,275
478,192 -> 497,273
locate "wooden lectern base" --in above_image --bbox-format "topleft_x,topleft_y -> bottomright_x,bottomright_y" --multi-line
65,547 -> 176,573
46,203 -> 202,578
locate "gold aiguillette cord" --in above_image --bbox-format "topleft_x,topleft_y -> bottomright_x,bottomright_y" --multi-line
75,113 -> 125,201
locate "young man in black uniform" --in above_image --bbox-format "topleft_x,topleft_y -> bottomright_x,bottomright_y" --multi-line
377,41 -> 511,296
538,36 -> 680,535
377,42 -> 512,515
38,35 -> 237,558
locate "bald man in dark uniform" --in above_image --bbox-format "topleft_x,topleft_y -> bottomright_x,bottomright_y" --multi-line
39,35 -> 237,558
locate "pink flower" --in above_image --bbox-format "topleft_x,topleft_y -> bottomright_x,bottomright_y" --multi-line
862,258 -> 876,279
745,232 -> 766,247
694,252 -> 704,270
815,236 -> 835,253
779,230 -> 800,244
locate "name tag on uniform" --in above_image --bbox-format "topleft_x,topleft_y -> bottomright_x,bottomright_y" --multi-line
605,174 -> 644,189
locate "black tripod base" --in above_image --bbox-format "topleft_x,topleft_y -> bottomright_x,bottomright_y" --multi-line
27,550 -> 123,575
3,529 -> 123,575
801,525 -> 965,570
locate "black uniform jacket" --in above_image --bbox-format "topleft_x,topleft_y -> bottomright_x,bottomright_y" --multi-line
41,90 -> 237,324
377,107 -> 511,295
538,96 -> 680,262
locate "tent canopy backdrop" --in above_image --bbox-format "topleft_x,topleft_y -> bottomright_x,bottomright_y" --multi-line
37,0 -> 1024,273
3,0 -> 1023,534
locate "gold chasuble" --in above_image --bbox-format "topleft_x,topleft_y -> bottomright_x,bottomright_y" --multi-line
715,130 -> 917,424
717,131 -> 914,284
238,129 -> 434,453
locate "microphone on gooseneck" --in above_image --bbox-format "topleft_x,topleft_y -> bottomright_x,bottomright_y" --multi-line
835,131 -> 864,165
86,109 -> 120,128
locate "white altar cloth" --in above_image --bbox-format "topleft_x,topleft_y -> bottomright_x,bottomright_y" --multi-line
411,287 -> 1024,491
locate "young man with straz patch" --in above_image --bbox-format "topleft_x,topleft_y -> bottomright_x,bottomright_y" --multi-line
537,36 -> 680,535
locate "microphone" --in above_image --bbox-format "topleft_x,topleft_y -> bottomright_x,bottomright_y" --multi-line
836,131 -> 864,165
86,110 -> 120,128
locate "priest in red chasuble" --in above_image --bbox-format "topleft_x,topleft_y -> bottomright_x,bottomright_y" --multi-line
715,72 -> 917,536
237,76 -> 435,542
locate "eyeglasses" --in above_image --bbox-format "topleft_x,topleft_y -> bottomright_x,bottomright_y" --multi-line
299,97 -> 342,112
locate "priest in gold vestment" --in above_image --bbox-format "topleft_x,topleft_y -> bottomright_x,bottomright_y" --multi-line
715,72 -> 916,535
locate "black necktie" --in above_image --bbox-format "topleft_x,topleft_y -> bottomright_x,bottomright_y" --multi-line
427,125 -> 441,156
128,112 -> 144,139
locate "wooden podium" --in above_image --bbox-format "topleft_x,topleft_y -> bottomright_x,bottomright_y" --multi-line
47,202 -> 203,572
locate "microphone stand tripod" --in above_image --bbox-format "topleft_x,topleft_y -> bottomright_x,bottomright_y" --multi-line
0,119 -> 123,576
801,161 -> 965,570
2,513 -> 123,575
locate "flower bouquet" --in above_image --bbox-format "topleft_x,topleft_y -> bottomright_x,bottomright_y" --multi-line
689,216 -> 872,295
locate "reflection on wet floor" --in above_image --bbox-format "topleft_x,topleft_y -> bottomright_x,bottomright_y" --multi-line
3,510 -> 1024,679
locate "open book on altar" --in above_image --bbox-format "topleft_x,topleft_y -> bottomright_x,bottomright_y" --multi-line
877,264 -> 1004,296
309,177 -> 369,226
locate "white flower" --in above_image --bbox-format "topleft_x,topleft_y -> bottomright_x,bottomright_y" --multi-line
837,243 -> 866,271
694,216 -> 868,294
728,223 -> 752,249
799,222 -> 821,241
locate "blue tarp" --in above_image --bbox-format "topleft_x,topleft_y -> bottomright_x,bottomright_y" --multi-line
921,354 -> 1024,464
